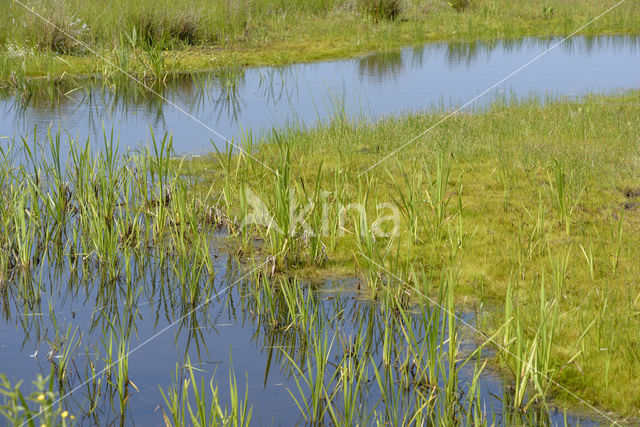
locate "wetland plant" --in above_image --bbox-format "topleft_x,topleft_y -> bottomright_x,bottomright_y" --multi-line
422,149 -> 457,242
358,0 -> 402,21
547,159 -> 583,235
0,369 -> 70,427
284,328 -> 335,424
160,356 -> 252,427
387,163 -> 423,244
499,278 -> 592,413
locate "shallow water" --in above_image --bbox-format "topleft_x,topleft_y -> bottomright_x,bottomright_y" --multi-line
0,36 -> 639,156
0,240 -> 599,426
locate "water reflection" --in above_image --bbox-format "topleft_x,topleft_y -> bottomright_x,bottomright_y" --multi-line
358,50 -> 404,81
446,40 -> 484,67
444,35 -> 640,67
0,253 -> 600,424
1,35 -> 638,156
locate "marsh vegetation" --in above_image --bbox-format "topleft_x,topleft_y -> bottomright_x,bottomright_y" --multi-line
1,87 -> 639,424
180,89 -> 640,419
1,1 -> 640,425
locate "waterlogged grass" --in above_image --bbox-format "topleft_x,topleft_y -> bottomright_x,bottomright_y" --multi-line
0,132 -> 240,423
0,0 -> 639,86
0,128 -> 591,424
178,90 -> 640,417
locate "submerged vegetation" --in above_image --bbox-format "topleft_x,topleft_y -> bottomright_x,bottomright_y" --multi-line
0,0 -> 639,86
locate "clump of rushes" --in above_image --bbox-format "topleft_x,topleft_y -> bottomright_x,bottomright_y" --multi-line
283,327 -> 336,424
126,7 -> 200,47
160,356 -> 252,427
449,0 -> 471,12
423,148 -> 458,242
268,133 -> 295,268
358,0 -> 402,21
0,127 -> 223,299
21,0 -> 90,55
547,159 -> 583,235
387,162 -> 422,244
499,277 -> 593,412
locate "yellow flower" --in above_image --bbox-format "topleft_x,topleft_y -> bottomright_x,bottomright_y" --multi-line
61,411 -> 69,418
36,394 -> 45,402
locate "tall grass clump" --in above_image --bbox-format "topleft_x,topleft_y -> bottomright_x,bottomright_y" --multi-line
125,6 -> 201,47
160,357 -> 252,427
0,126 -> 223,296
448,0 -> 472,12
499,278 -> 593,412
20,0 -> 90,55
547,159 -> 583,235
358,0 -> 402,21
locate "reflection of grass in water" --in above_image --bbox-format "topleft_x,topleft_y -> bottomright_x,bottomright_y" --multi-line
190,65 -> 246,121
358,50 -> 404,80
212,65 -> 246,121
257,67 -> 299,107
2,35 -> 638,113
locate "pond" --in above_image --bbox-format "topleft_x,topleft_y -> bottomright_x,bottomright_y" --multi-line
1,35 -> 639,156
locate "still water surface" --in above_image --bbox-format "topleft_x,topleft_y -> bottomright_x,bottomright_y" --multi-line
0,35 -> 638,155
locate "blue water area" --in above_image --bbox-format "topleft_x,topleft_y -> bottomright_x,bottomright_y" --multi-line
0,36 -> 638,157
0,242 -> 601,425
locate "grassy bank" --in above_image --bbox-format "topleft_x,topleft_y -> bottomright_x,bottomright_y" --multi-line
179,90 -> 640,418
1,0 -> 639,86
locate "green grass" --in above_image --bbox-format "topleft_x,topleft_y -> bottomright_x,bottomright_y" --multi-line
179,90 -> 640,417
1,0 -> 639,86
